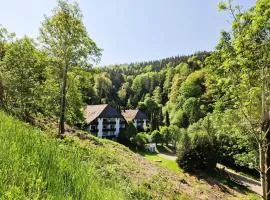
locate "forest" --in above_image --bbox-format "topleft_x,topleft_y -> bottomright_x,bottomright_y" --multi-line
0,0 -> 269,199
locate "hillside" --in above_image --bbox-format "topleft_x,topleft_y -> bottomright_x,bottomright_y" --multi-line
0,111 -> 259,200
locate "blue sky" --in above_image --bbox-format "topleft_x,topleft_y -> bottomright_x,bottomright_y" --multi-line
0,0 -> 255,66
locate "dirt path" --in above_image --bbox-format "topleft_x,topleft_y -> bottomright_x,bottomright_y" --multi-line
158,153 -> 177,160
217,163 -> 261,195
157,151 -> 261,196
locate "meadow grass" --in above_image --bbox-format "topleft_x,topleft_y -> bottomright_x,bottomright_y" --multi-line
0,111 -> 261,200
0,111 -> 126,200
142,153 -> 180,172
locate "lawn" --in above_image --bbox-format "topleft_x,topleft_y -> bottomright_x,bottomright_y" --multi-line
138,150 -> 180,173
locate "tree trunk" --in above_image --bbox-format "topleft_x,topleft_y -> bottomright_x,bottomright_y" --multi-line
265,147 -> 270,200
165,111 -> 170,126
260,145 -> 267,199
262,108 -> 270,199
58,65 -> 68,135
266,135 -> 270,199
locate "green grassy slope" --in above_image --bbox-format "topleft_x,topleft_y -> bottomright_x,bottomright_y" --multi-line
0,111 -> 260,200
0,111 -> 126,200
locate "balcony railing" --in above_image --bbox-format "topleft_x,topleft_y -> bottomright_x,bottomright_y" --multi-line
102,128 -> 116,131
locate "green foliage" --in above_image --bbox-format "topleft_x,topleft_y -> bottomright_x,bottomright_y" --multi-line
177,123 -> 217,172
169,125 -> 181,148
170,108 -> 189,128
168,74 -> 184,103
118,82 -> 131,105
0,111 -> 125,199
131,72 -> 161,105
0,25 -> 15,60
179,71 -> 205,99
163,68 -> 174,98
39,0 -> 101,67
0,0 -> 266,188
166,69 -> 210,129
218,1 -> 228,11
151,130 -> 164,144
160,126 -> 171,145
175,63 -> 191,76
119,121 -> 137,144
182,97 -> 203,124
133,132 -> 150,147
152,86 -> 162,104
205,1 -> 270,187
0,37 -> 45,120
39,0 -> 101,133
210,110 -> 258,169
94,72 -> 112,103
138,96 -> 162,130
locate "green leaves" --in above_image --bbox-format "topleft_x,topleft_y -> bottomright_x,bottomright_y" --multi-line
38,0 -> 102,129
0,37 -> 45,120
218,1 -> 228,12
40,0 -> 101,68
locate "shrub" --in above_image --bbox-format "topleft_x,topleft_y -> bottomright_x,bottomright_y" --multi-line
177,122 -> 217,172
160,126 -> 172,145
133,132 -> 150,147
168,125 -> 181,148
171,109 -> 189,128
151,130 -> 163,144
118,121 -> 137,144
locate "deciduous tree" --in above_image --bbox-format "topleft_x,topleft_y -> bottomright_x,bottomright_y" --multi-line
39,0 -> 101,134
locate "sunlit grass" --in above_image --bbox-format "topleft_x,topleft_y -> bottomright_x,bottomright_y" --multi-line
139,151 -> 180,173
146,154 -> 179,172
0,111 -> 126,200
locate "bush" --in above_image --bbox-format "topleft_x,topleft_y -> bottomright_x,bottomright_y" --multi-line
210,110 -> 258,172
177,122 -> 217,172
171,109 -> 189,128
160,126 -> 172,145
118,121 -> 137,144
133,132 -> 150,147
151,130 -> 164,144
168,125 -> 181,148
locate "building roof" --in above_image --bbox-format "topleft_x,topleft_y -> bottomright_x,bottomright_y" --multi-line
121,109 -> 148,122
84,104 -> 123,124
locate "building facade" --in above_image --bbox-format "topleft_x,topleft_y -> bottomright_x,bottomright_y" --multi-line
121,109 -> 149,131
84,104 -> 126,138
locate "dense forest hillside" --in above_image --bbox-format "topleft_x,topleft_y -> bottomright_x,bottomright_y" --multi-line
102,51 -> 210,75
92,51 -> 210,106
84,51 -> 211,130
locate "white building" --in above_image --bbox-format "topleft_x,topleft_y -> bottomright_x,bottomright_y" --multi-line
84,104 -> 126,138
121,109 -> 149,131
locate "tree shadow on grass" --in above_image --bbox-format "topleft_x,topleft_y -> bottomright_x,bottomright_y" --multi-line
156,144 -> 175,155
136,149 -> 158,157
191,168 -> 255,196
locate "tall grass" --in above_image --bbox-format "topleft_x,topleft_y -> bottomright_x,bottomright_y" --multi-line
0,111 -> 125,199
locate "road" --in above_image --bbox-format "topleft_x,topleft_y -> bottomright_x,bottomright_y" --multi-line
217,163 -> 261,195
158,153 -> 177,160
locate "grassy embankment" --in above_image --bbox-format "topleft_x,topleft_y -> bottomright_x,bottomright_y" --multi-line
0,111 -> 260,199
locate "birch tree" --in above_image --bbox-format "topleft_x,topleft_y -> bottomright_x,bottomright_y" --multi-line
211,0 -> 270,198
39,0 -> 101,134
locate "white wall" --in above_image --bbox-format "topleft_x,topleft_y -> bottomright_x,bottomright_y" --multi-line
115,118 -> 120,137
97,118 -> 103,137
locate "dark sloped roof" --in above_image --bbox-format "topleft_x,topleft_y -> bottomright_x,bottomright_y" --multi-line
121,110 -> 147,121
84,104 -> 123,124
